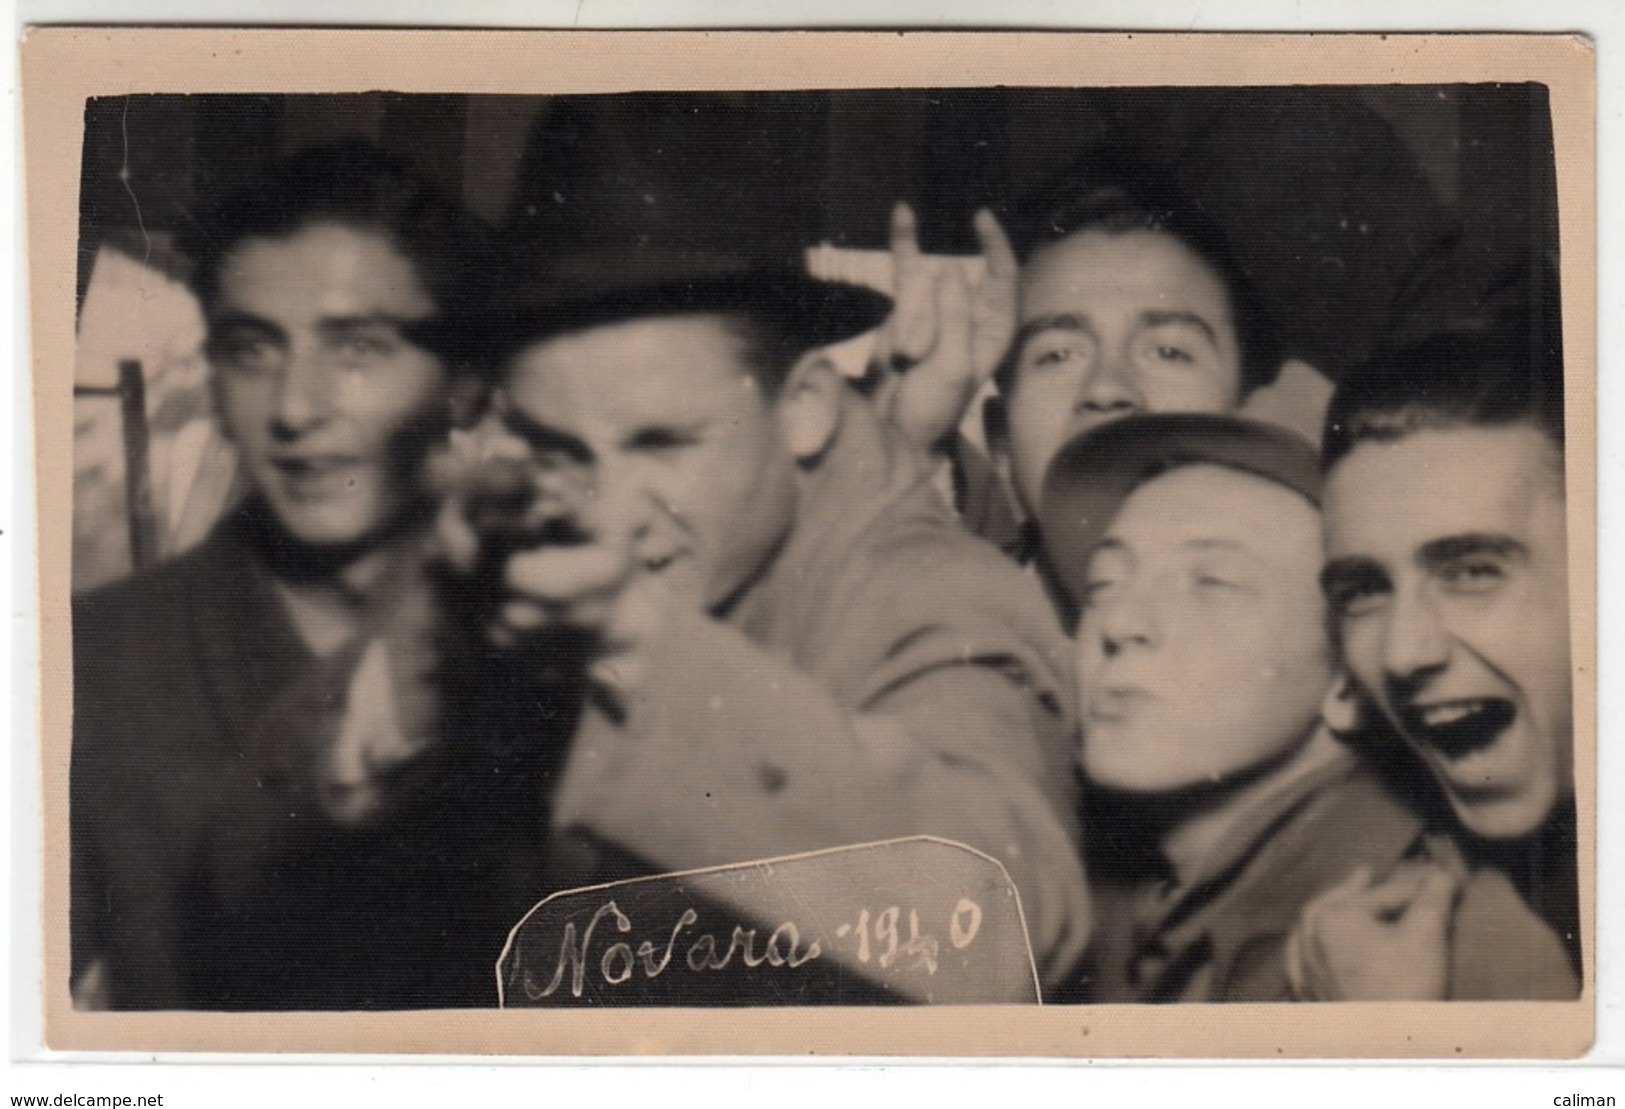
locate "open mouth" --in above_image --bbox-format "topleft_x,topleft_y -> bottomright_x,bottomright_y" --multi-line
1399,697 -> 1516,760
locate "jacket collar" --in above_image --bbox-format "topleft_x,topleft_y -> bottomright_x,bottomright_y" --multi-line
184,502 -> 320,746
1130,751 -> 1426,992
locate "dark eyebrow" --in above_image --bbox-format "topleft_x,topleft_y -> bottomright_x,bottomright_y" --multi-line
624,420 -> 708,449
1320,556 -> 1389,600
1138,309 -> 1221,348
498,405 -> 593,464
207,312 -> 283,337
316,314 -> 423,334
1417,533 -> 1528,568
1012,313 -> 1092,353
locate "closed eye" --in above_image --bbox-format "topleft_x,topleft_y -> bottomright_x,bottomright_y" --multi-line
626,427 -> 702,453
1080,577 -> 1120,609
1321,559 -> 1391,618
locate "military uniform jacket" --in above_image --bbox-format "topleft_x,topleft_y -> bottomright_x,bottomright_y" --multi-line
1083,751 -> 1578,1003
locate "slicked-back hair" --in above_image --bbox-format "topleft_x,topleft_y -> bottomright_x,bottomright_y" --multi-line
180,138 -> 503,333
998,168 -> 1282,399
1322,314 -> 1565,476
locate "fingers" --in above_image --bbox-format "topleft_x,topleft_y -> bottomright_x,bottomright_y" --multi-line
884,265 -> 978,450
889,201 -> 923,267
501,541 -> 634,630
931,260 -> 975,380
973,208 -> 1019,279
428,421 -> 542,574
1349,863 -> 1432,916
888,202 -> 937,364
1290,860 -> 1460,1001
586,568 -> 677,694
1400,863 -> 1463,936
969,209 -> 1020,382
434,493 -> 483,574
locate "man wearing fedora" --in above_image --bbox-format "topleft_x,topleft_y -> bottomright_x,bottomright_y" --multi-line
1037,413 -> 1573,1001
413,144 -> 1094,983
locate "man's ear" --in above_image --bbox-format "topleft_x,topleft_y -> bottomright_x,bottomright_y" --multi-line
776,352 -> 843,463
1320,672 -> 1367,738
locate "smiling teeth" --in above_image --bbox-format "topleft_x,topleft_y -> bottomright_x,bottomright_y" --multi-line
1420,701 -> 1485,727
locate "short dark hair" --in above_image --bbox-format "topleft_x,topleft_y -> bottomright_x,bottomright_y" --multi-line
721,311 -> 816,398
997,167 -> 1282,398
1322,307 -> 1565,474
180,138 -> 501,325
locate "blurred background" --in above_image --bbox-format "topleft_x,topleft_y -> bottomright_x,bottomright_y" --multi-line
71,86 -> 1559,591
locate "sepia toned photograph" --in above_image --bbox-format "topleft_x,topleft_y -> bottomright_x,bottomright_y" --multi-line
22,29 -> 1595,1057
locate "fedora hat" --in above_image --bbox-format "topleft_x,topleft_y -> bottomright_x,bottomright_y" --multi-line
408,94 -> 891,369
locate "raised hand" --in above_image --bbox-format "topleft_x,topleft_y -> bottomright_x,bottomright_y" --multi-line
427,417 -> 681,701
874,204 -> 1020,452
1285,860 -> 1463,1001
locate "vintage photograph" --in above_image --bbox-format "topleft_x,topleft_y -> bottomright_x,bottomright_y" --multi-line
24,30 -> 1595,1056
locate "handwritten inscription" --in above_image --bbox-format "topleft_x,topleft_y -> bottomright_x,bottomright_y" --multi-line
526,900 -> 823,1000
498,837 -> 1041,1006
829,899 -> 980,974
524,897 -> 983,1000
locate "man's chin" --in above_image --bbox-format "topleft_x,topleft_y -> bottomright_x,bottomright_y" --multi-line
274,504 -> 382,549
1439,772 -> 1556,841
263,495 -> 419,560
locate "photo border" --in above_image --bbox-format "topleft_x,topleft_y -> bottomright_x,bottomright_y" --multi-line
21,27 -> 1598,1058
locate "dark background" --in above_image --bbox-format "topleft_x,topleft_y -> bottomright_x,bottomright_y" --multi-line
78,86 -> 1557,380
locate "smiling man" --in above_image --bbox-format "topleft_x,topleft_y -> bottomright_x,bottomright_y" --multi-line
1040,411 -> 1577,1002
1298,322 -> 1579,998
69,141 -> 544,1009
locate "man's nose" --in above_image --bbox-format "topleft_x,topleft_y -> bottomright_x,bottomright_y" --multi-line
568,455 -> 657,548
1094,581 -> 1160,657
1076,350 -> 1144,416
1381,585 -> 1451,694
270,346 -> 333,438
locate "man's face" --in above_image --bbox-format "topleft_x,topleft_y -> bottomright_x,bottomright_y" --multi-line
1076,465 -> 1333,793
1005,229 -> 1244,516
498,314 -> 801,613
207,223 -> 447,549
1322,425 -> 1572,839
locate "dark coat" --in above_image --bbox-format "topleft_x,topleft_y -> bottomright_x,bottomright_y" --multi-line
71,507 -> 557,1010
